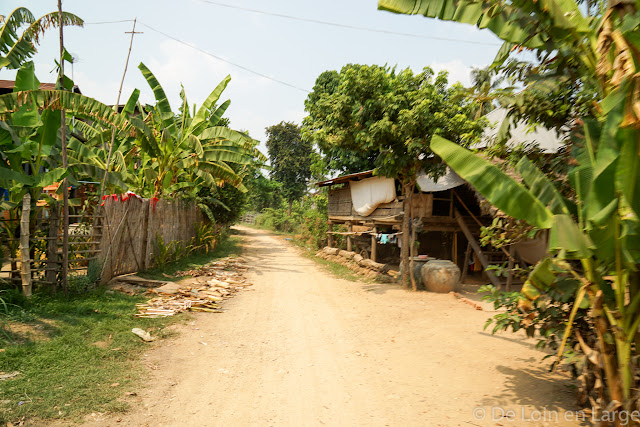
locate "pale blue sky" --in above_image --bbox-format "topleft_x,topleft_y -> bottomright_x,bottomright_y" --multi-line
2,1 -> 501,152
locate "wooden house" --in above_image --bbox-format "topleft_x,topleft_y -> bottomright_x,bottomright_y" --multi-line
315,169 -> 518,288
316,108 -> 566,290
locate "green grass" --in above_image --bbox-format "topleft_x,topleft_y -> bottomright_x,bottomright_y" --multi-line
0,289 -> 179,424
304,251 -> 364,282
138,232 -> 243,282
0,232 -> 245,424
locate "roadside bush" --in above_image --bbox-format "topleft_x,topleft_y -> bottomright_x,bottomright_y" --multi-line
255,193 -> 347,250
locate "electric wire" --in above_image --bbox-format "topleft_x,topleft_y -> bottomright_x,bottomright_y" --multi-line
138,21 -> 311,93
197,0 -> 502,47
84,19 -> 135,25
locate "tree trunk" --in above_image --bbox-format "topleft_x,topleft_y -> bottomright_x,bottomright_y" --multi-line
58,0 -> 69,294
593,292 -> 624,414
371,226 -> 377,263
410,187 -> 417,291
46,204 -> 59,292
401,183 -> 411,289
20,194 -> 32,297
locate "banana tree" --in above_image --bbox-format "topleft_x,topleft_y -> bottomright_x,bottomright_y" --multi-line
133,63 -> 265,201
379,0 -> 640,416
1,7 -> 83,71
0,61 -> 136,291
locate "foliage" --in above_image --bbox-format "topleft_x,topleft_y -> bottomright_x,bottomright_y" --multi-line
265,121 -> 312,212
200,182 -> 245,225
154,221 -> 227,269
466,66 -> 509,119
380,0 -> 640,414
244,169 -> 283,212
123,63 -> 263,199
298,194 -> 329,249
0,288 -> 178,424
479,217 -> 538,249
303,63 -> 486,288
255,194 -> 331,250
139,229 -> 242,282
66,259 -> 102,294
153,233 -> 189,269
0,7 -> 83,71
480,284 -> 594,366
191,222 -> 219,254
303,64 -> 485,180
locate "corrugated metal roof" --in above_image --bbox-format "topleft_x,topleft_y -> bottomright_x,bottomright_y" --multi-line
477,108 -> 566,153
0,80 -> 57,90
314,170 -> 375,187
0,80 -> 81,93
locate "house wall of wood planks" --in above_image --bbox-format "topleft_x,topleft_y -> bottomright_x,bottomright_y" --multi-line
99,197 -> 204,281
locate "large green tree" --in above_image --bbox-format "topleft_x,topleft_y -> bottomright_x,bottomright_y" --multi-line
302,70 -> 377,174
265,121 -> 312,215
303,64 -> 484,288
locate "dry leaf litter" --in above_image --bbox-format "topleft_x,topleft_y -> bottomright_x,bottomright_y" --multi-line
134,257 -> 251,318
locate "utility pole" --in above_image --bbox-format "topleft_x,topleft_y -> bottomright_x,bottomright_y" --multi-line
95,19 -> 142,281
99,18 -> 142,201
58,0 -> 69,293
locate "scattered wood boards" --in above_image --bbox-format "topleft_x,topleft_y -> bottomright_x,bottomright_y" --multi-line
134,257 -> 252,318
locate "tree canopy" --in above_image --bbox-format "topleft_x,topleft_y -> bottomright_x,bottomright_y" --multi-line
265,121 -> 312,210
302,64 -> 485,182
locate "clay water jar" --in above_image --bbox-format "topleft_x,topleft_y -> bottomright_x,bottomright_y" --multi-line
421,260 -> 461,293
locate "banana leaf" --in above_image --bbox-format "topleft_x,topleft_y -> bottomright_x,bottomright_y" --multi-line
188,76 -> 231,136
430,135 -> 554,229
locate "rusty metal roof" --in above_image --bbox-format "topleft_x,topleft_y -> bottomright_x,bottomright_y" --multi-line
314,170 -> 375,187
0,80 -> 81,93
0,80 -> 57,90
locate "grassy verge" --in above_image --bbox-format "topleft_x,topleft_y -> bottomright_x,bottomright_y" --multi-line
0,232 -> 243,424
0,290 -> 177,424
303,250 -> 364,282
138,230 -> 243,282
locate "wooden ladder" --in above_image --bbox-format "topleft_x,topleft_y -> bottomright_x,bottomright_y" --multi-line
454,210 -> 519,291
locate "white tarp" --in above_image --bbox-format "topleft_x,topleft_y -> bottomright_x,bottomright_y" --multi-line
349,176 -> 396,216
416,168 -> 466,192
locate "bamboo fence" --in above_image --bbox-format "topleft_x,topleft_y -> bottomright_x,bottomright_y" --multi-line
99,197 -> 203,281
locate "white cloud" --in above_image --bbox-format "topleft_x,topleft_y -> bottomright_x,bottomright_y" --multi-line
72,70 -> 138,105
140,40 -> 274,111
430,60 -> 476,87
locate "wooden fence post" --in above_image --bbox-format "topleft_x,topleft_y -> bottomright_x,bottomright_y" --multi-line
506,245 -> 516,292
139,199 -> 151,271
346,222 -> 353,252
327,222 -> 333,248
371,226 -> 377,262
20,194 -> 32,297
46,204 -> 59,289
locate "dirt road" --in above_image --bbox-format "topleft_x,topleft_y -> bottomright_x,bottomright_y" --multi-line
89,226 -> 582,426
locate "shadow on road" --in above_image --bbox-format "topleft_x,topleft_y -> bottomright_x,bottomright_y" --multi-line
478,362 -> 576,412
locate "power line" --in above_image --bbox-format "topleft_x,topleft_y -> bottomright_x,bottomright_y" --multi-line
84,19 -> 135,25
197,0 -> 502,47
138,22 -> 311,94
